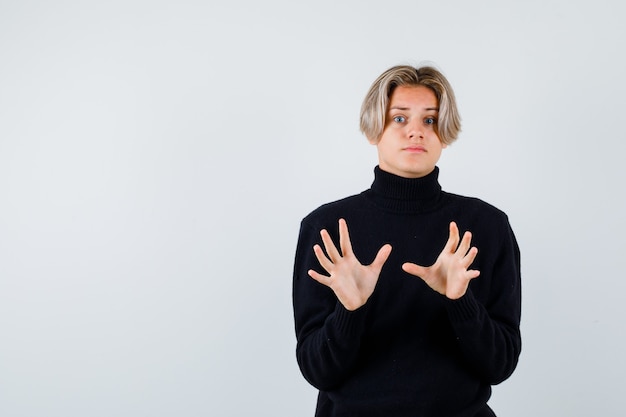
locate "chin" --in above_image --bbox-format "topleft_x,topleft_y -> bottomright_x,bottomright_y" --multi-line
403,165 -> 433,177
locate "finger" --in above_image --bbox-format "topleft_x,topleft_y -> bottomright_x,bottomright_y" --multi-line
445,222 -> 460,253
338,218 -> 354,257
402,262 -> 426,278
320,229 -> 342,262
308,269 -> 331,286
466,269 -> 481,280
370,244 -> 392,271
312,244 -> 334,273
456,231 -> 473,256
461,246 -> 479,269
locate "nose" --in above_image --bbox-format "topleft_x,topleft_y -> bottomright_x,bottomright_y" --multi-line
407,120 -> 424,140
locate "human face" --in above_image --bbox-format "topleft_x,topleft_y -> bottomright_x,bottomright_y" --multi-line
371,85 -> 446,178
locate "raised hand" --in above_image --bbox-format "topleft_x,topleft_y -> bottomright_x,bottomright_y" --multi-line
402,222 -> 480,300
308,218 -> 392,311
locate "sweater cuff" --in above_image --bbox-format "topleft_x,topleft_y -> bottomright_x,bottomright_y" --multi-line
331,302 -> 368,339
445,289 -> 481,322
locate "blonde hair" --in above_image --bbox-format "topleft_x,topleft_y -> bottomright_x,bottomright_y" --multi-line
360,65 -> 461,145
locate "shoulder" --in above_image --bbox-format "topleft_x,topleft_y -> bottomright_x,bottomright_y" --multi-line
444,192 -> 507,217
301,193 -> 366,227
443,191 -> 512,231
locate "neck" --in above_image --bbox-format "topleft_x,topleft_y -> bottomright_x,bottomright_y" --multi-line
366,166 -> 443,213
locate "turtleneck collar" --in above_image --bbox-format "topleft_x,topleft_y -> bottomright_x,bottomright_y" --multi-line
366,166 -> 444,213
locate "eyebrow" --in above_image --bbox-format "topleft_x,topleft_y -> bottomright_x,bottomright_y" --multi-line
389,106 -> 439,111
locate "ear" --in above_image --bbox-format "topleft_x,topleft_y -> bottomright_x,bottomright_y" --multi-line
367,136 -> 379,146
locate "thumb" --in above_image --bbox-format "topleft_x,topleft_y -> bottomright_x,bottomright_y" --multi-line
402,262 -> 426,278
370,244 -> 392,271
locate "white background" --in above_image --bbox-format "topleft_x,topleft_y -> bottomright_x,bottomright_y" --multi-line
1,1 -> 625,416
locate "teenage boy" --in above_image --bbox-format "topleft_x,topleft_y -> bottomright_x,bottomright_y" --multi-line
293,65 -> 522,417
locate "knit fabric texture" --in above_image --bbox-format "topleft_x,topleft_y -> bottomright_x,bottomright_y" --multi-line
292,166 -> 522,417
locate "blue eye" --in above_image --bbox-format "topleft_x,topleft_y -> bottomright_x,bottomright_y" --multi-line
425,117 -> 436,125
393,116 -> 406,123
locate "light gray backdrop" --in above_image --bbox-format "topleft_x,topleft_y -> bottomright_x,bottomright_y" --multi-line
1,0 -> 625,416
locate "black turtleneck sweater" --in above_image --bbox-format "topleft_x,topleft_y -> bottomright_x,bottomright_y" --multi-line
292,166 -> 521,417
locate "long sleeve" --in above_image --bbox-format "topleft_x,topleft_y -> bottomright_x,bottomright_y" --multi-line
292,220 -> 370,391
445,215 -> 522,384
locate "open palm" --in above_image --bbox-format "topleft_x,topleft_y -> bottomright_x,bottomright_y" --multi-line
308,219 -> 392,311
402,222 -> 480,300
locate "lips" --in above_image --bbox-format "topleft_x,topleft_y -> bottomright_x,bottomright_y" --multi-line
404,146 -> 426,153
